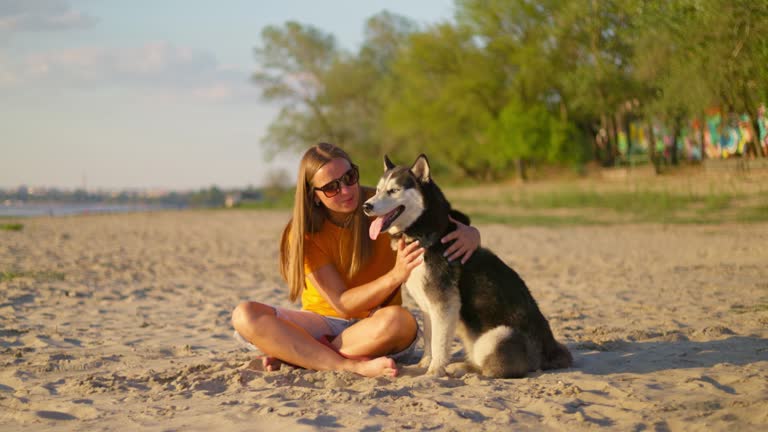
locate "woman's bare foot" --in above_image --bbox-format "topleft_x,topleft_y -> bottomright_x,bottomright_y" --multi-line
246,356 -> 283,372
351,357 -> 397,378
262,356 -> 283,371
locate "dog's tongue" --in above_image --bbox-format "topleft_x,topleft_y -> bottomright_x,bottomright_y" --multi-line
369,217 -> 384,240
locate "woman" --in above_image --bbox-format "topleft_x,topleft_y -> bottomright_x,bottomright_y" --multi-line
231,143 -> 480,377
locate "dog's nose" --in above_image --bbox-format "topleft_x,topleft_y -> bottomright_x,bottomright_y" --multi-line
362,202 -> 373,213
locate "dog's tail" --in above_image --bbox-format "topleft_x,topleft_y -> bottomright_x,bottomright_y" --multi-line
542,341 -> 573,370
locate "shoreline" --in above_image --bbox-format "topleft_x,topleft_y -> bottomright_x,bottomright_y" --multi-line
0,203 -> 187,218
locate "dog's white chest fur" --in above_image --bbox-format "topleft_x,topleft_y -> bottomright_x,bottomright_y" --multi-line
403,261 -> 430,308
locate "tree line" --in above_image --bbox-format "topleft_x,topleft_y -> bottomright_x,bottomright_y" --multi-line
252,0 -> 768,182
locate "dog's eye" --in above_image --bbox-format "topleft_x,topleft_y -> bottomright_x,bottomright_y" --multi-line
387,188 -> 400,195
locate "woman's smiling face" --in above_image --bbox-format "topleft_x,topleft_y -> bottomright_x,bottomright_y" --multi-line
312,157 -> 360,216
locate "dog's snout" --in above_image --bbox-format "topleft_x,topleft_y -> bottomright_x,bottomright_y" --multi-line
362,202 -> 373,214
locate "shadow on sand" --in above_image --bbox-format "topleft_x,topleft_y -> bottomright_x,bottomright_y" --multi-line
573,336 -> 768,375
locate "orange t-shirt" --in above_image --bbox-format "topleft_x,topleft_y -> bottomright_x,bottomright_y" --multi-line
301,219 -> 400,319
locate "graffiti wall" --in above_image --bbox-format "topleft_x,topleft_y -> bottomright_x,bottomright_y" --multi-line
615,105 -> 767,166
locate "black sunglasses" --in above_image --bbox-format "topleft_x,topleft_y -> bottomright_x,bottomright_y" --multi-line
314,165 -> 359,198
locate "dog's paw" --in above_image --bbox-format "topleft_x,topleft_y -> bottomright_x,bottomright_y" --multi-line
417,356 -> 432,369
445,362 -> 470,378
425,364 -> 446,377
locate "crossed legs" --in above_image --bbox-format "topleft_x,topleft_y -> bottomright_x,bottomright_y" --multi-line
231,302 -> 416,377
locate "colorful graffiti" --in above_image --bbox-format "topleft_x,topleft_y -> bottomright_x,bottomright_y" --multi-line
615,105 -> 766,166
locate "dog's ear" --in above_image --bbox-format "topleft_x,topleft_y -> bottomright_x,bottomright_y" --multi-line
383,154 -> 396,171
410,154 -> 431,183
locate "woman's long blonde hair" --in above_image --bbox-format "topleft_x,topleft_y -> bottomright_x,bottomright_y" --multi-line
279,143 -> 373,303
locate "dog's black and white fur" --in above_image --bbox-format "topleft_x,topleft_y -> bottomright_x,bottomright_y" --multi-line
363,154 -> 573,378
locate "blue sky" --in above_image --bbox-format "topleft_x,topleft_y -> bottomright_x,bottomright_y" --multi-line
1,0 -> 455,190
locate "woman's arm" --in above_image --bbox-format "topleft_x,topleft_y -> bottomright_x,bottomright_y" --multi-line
307,239 -> 423,318
440,216 -> 481,264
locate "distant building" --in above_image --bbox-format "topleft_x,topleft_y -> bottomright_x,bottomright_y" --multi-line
225,192 -> 241,208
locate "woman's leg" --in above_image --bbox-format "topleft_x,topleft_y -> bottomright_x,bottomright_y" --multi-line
231,301 -> 397,377
331,305 -> 417,358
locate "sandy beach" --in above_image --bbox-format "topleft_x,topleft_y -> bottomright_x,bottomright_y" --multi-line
1,210 -> 767,431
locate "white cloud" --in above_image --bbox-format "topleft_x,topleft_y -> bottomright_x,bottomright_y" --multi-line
0,0 -> 97,33
0,41 -> 261,103
16,43 -> 217,84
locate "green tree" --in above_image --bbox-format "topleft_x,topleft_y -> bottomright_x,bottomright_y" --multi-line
697,0 -> 768,154
189,186 -> 226,207
252,14 -> 419,182
452,0 -> 629,171
252,21 -> 342,155
632,0 -> 768,162
382,23 -> 508,180
251,0 -> 768,183
325,11 -> 419,182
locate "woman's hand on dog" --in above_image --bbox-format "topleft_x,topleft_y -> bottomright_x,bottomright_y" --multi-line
441,216 -> 481,264
391,239 -> 424,285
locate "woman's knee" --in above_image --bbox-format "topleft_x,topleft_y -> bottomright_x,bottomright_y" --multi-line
372,306 -> 416,340
231,301 -> 274,331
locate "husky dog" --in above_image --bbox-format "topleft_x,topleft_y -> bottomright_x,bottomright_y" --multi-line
363,154 -> 573,378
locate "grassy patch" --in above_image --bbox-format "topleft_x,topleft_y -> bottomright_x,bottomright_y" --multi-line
450,184 -> 768,226
0,271 -> 22,282
0,270 -> 66,282
508,189 -> 729,214
736,204 -> 768,223
471,213 -> 602,227
0,223 -> 23,231
701,195 -> 733,212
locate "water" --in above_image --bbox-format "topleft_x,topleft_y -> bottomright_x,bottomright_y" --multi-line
0,202 -> 185,217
